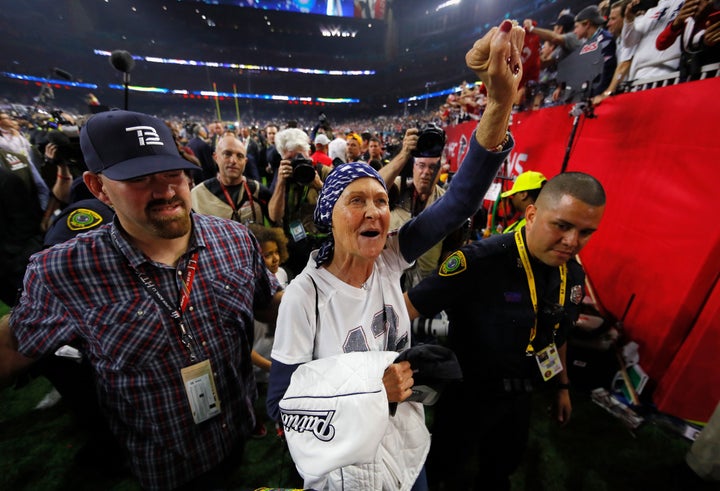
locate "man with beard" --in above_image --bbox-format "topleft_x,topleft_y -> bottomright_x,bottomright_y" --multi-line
0,110 -> 284,490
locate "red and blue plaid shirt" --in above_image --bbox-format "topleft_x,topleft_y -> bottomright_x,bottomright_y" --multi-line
11,212 -> 281,490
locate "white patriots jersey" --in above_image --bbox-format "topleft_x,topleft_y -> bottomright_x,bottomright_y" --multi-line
271,234 -> 412,365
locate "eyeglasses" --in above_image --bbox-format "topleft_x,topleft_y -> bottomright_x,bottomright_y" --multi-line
413,161 -> 441,173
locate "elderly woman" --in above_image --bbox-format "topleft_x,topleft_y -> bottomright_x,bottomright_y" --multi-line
267,20 -> 526,491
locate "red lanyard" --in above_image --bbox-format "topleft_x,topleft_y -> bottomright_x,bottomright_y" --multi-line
179,251 -> 198,314
133,251 -> 200,362
218,179 -> 255,215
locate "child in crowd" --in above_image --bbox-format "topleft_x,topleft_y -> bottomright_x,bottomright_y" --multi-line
248,224 -> 290,437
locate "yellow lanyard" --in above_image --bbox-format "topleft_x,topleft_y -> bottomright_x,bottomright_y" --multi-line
514,227 -> 567,355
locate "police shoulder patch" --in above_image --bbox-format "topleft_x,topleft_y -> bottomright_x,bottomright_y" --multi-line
67,208 -> 104,231
439,250 -> 467,277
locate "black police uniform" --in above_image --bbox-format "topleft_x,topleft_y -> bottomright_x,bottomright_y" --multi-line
44,198 -> 114,247
40,196 -> 126,473
408,228 -> 585,490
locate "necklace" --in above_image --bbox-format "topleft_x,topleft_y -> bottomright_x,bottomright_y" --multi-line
327,263 -> 371,289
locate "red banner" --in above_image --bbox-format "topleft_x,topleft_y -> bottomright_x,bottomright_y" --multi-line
445,78 -> 720,422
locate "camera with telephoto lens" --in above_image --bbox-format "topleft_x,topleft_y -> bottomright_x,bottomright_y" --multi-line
401,123 -> 447,178
412,123 -> 446,158
290,154 -> 316,186
411,311 -> 450,338
630,0 -> 659,13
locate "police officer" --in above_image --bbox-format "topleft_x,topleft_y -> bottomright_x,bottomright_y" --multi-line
405,171 -> 606,490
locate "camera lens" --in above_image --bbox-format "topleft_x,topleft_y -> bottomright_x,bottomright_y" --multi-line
413,123 -> 446,158
291,155 -> 316,186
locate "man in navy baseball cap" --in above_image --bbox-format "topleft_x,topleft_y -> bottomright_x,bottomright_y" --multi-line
80,109 -> 204,243
1,107 -> 286,489
80,109 -> 199,180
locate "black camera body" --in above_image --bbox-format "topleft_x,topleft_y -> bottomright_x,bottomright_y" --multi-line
401,123 -> 446,179
290,154 -> 316,186
631,0 -> 659,13
412,123 -> 446,158
538,302 -> 566,329
34,125 -> 85,170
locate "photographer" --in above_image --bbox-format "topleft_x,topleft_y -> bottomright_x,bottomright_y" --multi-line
33,114 -> 86,230
379,124 -> 463,344
379,124 -> 461,285
272,127 -> 333,277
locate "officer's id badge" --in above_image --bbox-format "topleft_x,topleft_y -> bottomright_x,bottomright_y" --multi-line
570,285 -> 583,304
439,250 -> 467,277
181,359 -> 222,424
67,208 -> 105,231
535,343 -> 563,381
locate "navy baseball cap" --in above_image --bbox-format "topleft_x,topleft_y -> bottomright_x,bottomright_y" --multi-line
80,109 -> 199,180
554,13 -> 576,33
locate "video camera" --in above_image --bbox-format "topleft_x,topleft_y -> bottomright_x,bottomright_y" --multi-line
317,112 -> 333,133
33,110 -> 85,170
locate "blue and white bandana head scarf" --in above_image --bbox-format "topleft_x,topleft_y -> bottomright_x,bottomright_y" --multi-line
313,162 -> 387,267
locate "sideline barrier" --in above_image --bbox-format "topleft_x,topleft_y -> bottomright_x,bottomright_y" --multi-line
444,77 -> 720,423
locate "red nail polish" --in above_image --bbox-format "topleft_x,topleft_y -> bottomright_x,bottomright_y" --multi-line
500,20 -> 512,32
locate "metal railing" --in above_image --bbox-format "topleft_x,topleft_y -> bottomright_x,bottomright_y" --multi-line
628,61 -> 720,92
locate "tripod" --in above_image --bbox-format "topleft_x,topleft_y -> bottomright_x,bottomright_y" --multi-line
560,86 -> 596,174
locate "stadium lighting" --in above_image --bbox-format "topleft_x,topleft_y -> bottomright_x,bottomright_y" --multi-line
436,0 -> 461,11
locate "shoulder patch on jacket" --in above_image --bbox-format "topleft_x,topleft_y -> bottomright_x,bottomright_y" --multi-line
439,250 -> 467,277
67,208 -> 105,231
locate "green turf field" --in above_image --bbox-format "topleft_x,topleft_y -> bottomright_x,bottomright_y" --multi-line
1,375 -> 713,491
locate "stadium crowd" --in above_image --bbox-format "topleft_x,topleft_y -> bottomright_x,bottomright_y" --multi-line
1,1 -> 719,490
